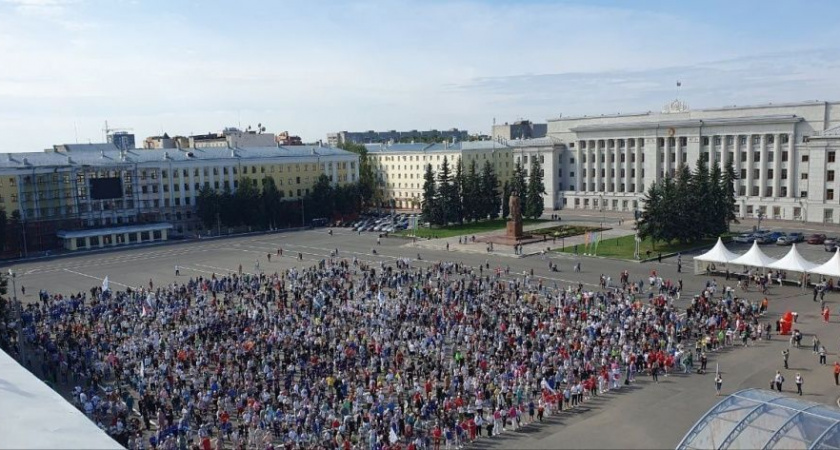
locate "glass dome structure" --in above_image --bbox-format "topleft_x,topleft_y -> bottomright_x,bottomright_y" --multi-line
677,388 -> 840,450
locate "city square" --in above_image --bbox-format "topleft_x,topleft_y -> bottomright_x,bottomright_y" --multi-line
5,212 -> 840,449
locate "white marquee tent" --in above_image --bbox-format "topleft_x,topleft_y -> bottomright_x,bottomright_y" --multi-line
812,248 -> 840,278
768,244 -> 819,273
729,241 -> 779,268
695,237 -> 740,264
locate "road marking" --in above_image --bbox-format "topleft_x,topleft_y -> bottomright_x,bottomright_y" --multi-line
62,268 -> 131,288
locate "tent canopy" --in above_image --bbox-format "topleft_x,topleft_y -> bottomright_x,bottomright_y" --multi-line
768,243 -> 819,273
694,237 -> 740,263
730,241 -> 778,267
812,248 -> 840,278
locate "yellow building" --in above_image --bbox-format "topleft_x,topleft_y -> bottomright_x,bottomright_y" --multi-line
0,143 -> 359,254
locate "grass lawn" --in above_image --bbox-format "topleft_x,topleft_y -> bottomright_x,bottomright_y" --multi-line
558,234 -> 725,260
396,218 -> 547,239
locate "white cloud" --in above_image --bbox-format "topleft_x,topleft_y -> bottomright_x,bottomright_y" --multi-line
0,0 -> 838,151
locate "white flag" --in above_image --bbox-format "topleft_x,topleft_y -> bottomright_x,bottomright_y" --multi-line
378,290 -> 385,306
389,428 -> 398,444
102,276 -> 110,292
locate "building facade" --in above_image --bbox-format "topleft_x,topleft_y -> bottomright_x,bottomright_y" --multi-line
366,138 -> 563,211
107,132 -> 135,151
547,100 -> 840,223
328,128 -> 470,146
0,143 -> 359,255
492,120 -> 547,141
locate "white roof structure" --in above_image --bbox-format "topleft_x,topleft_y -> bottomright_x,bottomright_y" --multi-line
730,241 -> 778,268
812,249 -> 840,278
768,244 -> 819,273
0,350 -> 123,450
694,237 -> 740,263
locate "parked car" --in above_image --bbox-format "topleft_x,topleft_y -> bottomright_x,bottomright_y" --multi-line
759,232 -> 784,244
788,232 -> 805,243
826,242 -> 838,252
777,234 -> 801,245
826,237 -> 838,246
733,233 -> 756,244
807,233 -> 827,244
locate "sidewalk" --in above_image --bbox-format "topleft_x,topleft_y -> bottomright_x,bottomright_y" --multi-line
407,219 -> 637,258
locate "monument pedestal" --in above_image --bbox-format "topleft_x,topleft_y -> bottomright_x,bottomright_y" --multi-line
506,220 -> 523,239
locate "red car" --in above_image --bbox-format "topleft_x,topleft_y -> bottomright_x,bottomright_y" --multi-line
807,234 -> 827,244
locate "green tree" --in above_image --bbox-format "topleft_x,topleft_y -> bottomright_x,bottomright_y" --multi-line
453,158 -> 465,223
421,163 -> 438,224
707,164 -> 727,237
510,160 -> 528,217
436,156 -> 460,225
502,180 -> 511,219
480,161 -> 501,219
673,164 -> 697,243
261,176 -> 283,228
305,174 -> 335,221
462,160 -> 480,221
525,156 -> 546,219
196,185 -> 220,229
339,142 -> 377,209
235,177 -> 262,227
721,157 -> 739,229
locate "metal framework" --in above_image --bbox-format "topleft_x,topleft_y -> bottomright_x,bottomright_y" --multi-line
677,388 -> 840,450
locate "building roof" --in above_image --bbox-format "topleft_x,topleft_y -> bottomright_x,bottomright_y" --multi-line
569,114 -> 803,133
678,388 -> 840,450
811,125 -> 840,140
364,138 -> 561,155
0,145 -> 356,170
0,350 -> 123,449
549,100 -> 836,122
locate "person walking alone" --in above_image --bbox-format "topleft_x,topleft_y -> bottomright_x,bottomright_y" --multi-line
834,362 -> 840,385
774,371 -> 785,392
714,374 -> 723,396
783,348 -> 790,369
795,373 -> 804,396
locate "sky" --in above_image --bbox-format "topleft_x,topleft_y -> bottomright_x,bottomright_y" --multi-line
2,0 -> 840,152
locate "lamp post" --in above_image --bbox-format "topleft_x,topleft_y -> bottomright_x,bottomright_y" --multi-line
300,198 -> 305,228
599,194 -> 605,241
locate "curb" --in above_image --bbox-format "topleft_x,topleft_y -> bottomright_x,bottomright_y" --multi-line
3,226 -> 310,264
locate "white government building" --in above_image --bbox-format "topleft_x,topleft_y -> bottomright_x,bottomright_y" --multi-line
547,99 -> 840,223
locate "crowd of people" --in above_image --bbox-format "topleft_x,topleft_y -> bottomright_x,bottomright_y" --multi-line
0,254 -> 770,450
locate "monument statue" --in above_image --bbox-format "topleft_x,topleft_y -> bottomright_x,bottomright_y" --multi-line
509,192 -> 521,221
506,192 -> 523,239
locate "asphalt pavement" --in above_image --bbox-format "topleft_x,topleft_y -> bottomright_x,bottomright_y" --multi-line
7,213 -> 840,449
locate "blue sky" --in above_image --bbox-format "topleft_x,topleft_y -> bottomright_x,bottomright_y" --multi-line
1,0 -> 840,151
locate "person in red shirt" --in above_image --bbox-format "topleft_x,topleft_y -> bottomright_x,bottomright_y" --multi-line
432,424 -> 442,450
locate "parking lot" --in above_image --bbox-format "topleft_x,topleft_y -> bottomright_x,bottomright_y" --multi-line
729,229 -> 839,266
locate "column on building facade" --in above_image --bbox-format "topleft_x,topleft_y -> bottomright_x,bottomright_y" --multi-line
664,137 -> 671,178
624,139 -> 632,193
709,135 -> 717,169
720,135 -> 728,172
675,137 -> 683,169
759,134 -> 768,197
635,138 -> 644,193
733,135 -> 742,195
787,134 -> 795,198
84,237 -> 91,249
585,141 -> 593,192
745,135 -> 754,196
111,234 -> 117,246
575,144 -> 583,191
605,141 -> 613,193
614,139 -> 622,194
136,231 -> 142,243
594,140 -> 603,194
773,134 -> 782,197
124,233 -> 130,244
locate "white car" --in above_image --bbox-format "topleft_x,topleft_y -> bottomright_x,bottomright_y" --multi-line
733,233 -> 756,244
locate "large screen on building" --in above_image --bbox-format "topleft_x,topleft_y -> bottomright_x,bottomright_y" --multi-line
89,177 -> 123,200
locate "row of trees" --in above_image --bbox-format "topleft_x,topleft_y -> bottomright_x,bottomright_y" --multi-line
421,156 -> 546,226
195,175 -> 364,230
637,158 -> 738,244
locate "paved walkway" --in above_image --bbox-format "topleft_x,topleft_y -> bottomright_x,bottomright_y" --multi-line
406,219 -> 637,258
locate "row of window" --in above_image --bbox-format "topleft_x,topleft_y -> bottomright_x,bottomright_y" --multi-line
577,134 -> 793,149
